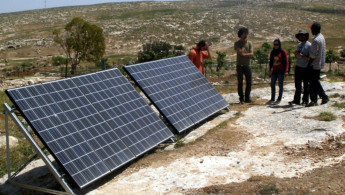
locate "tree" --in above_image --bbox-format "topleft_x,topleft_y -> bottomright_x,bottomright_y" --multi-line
261,42 -> 272,81
262,42 -> 272,53
326,49 -> 339,71
21,62 -> 31,76
53,17 -> 105,75
95,58 -> 110,70
137,41 -> 185,63
14,65 -> 21,77
174,45 -> 185,51
254,49 -> 268,68
216,51 -> 226,72
203,59 -> 213,77
52,56 -> 67,66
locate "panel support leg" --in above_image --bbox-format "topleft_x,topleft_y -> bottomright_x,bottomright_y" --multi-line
4,103 -> 75,195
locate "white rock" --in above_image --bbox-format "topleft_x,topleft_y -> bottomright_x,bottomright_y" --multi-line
307,140 -> 323,150
21,119 -> 28,125
27,80 -> 35,85
0,136 -> 19,149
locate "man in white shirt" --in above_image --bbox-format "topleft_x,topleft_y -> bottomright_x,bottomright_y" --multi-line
307,22 -> 329,107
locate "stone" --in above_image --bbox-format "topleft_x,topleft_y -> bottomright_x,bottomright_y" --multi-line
0,136 -> 19,149
307,140 -> 323,150
27,80 -> 35,85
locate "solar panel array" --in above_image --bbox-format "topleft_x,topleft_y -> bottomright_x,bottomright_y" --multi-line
125,55 -> 229,133
6,69 -> 173,188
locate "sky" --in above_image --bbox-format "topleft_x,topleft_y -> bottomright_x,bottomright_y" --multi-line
0,0 -> 174,14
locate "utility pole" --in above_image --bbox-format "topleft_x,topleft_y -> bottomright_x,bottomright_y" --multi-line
45,0 -> 47,8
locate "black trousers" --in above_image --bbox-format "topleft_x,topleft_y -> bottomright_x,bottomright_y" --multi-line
309,69 -> 328,103
293,66 -> 309,104
236,65 -> 252,101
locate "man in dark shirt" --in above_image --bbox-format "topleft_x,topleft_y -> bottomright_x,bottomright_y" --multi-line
234,27 -> 254,104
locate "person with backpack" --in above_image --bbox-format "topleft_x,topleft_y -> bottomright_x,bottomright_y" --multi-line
267,39 -> 289,105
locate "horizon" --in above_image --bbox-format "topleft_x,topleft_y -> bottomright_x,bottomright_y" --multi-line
0,0 -> 180,14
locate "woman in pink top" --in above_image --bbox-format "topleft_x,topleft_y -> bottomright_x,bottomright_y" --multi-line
268,39 -> 289,104
188,40 -> 212,75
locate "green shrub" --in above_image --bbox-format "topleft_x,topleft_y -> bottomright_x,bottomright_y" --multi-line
137,41 -> 185,63
259,183 -> 279,195
95,58 -> 110,70
216,121 -> 227,128
52,56 -> 67,66
333,102 -> 345,109
319,111 -> 336,121
174,135 -> 185,149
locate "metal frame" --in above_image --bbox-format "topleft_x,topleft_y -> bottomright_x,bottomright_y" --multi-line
4,103 -> 75,195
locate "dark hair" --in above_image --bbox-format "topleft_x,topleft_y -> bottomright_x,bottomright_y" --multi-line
311,22 -> 321,34
237,27 -> 249,38
270,38 -> 287,70
271,38 -> 282,56
273,38 -> 282,50
197,40 -> 206,48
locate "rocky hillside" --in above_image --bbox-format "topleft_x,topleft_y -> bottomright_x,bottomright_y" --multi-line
0,0 -> 344,61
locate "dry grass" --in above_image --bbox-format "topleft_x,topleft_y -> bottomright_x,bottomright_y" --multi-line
333,102 -> 345,109
319,111 -> 337,121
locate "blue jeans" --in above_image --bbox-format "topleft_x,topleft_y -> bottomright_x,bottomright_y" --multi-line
270,70 -> 285,101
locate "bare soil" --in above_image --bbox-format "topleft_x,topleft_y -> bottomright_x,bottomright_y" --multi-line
188,162 -> 345,194
187,130 -> 345,195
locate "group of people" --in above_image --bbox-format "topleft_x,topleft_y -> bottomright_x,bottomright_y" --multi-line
188,22 -> 329,107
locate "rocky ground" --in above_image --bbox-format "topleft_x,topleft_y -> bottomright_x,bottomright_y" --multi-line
0,76 -> 60,91
1,81 -> 344,194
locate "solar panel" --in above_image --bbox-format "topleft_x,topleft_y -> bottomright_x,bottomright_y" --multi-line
124,55 -> 229,133
6,68 -> 173,188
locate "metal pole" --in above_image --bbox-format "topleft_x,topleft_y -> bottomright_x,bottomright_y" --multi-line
9,182 -> 71,195
3,103 -> 75,194
5,104 -> 11,180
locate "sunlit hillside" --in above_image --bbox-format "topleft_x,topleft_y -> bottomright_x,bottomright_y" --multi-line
0,0 -> 344,64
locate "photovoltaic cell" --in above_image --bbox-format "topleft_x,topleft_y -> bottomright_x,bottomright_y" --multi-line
124,56 -> 229,133
6,68 -> 173,188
